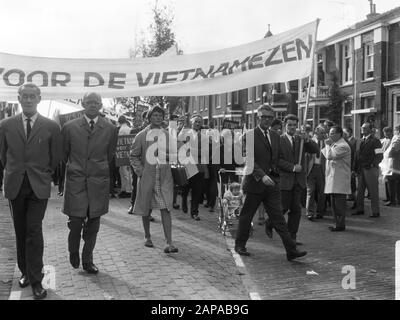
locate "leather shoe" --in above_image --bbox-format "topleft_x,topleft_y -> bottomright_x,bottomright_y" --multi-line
295,241 -> 303,245
192,215 -> 201,221
369,213 -> 380,218
384,201 -> 394,206
329,226 -> 345,232
69,252 -> 80,269
306,215 -> 315,221
128,206 -> 134,214
234,247 -> 250,256
265,221 -> 273,239
173,203 -> 180,209
287,249 -> 307,261
32,283 -> 47,300
18,274 -> 30,288
83,262 -> 99,274
351,211 -> 364,216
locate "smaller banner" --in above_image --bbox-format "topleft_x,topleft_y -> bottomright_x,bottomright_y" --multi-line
115,134 -> 136,167
59,110 -> 85,127
222,119 -> 240,129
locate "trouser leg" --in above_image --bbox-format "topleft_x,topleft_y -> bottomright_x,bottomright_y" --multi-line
82,217 -> 101,264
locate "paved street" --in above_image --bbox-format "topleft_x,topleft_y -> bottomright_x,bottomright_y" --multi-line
0,184 -> 398,300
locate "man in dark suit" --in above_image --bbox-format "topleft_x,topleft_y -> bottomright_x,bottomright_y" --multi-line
0,83 -> 62,299
62,92 -> 118,274
353,122 -> 383,217
278,114 -> 319,244
234,105 -> 307,261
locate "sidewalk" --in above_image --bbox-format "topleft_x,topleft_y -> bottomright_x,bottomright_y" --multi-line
5,188 -> 249,300
2,184 -> 399,300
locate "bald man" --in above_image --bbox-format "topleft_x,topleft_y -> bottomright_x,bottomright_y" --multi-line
61,92 -> 118,274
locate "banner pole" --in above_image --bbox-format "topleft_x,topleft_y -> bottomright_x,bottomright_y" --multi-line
298,18 -> 320,166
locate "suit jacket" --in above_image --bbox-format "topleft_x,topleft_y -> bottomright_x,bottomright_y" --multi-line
278,134 -> 319,190
322,137 -> 351,194
241,127 -> 280,194
62,116 -> 118,218
388,135 -> 400,174
0,113 -> 62,200
354,135 -> 383,173
306,137 -> 326,176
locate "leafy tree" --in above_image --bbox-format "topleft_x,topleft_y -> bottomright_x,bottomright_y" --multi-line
130,0 -> 188,118
327,72 -> 344,125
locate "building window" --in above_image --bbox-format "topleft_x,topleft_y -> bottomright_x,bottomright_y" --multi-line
317,54 -> 325,86
247,87 -> 253,103
233,91 -> 239,104
341,43 -> 352,84
363,42 -> 374,79
361,96 -> 375,109
216,94 -> 221,108
396,95 -> 400,113
344,101 -> 353,115
255,86 -> 261,101
199,96 -> 204,111
227,92 -> 232,105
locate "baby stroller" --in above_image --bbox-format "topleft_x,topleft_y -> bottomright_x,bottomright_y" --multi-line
217,168 -> 253,236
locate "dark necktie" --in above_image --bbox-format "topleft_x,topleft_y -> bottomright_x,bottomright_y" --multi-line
26,118 -> 31,139
90,120 -> 95,131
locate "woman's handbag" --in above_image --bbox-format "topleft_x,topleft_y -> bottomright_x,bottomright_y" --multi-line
171,164 -> 188,187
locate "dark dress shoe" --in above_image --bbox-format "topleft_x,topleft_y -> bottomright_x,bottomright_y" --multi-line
83,262 -> 99,274
18,275 -> 30,288
369,214 -> 380,218
351,211 -> 364,216
57,191 -> 63,196
287,249 -> 307,261
32,283 -> 47,300
69,252 -> 80,269
295,241 -> 303,245
235,247 -> 250,256
306,215 -> 315,221
265,221 -> 273,239
384,201 -> 394,206
128,206 -> 134,214
192,215 -> 201,221
329,226 -> 345,232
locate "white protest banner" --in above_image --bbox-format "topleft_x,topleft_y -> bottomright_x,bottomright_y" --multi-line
0,20 -> 317,100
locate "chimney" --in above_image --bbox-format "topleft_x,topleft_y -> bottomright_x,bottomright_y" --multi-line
367,0 -> 380,19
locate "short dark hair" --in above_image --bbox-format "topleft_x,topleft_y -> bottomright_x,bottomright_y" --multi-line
394,125 -> 400,132
118,115 -> 127,124
257,104 -> 274,114
383,126 -> 393,133
170,114 -> 179,120
270,119 -> 282,127
331,125 -> 343,136
344,127 -> 353,134
324,120 -> 334,127
283,114 -> 299,123
147,105 -> 165,120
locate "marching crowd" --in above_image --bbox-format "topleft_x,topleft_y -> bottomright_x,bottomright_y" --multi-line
1,83 -> 399,300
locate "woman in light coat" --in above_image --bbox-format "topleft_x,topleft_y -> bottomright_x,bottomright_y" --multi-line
130,105 -> 177,253
322,126 -> 351,231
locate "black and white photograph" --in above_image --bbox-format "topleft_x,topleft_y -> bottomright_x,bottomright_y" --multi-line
0,0 -> 399,305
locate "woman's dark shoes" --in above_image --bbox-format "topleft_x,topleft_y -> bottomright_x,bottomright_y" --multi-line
18,275 -> 30,288
329,226 -> 345,232
144,239 -> 154,247
173,203 -> 180,209
83,262 -> 99,274
69,252 -> 80,269
32,283 -> 47,300
286,249 -> 307,261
